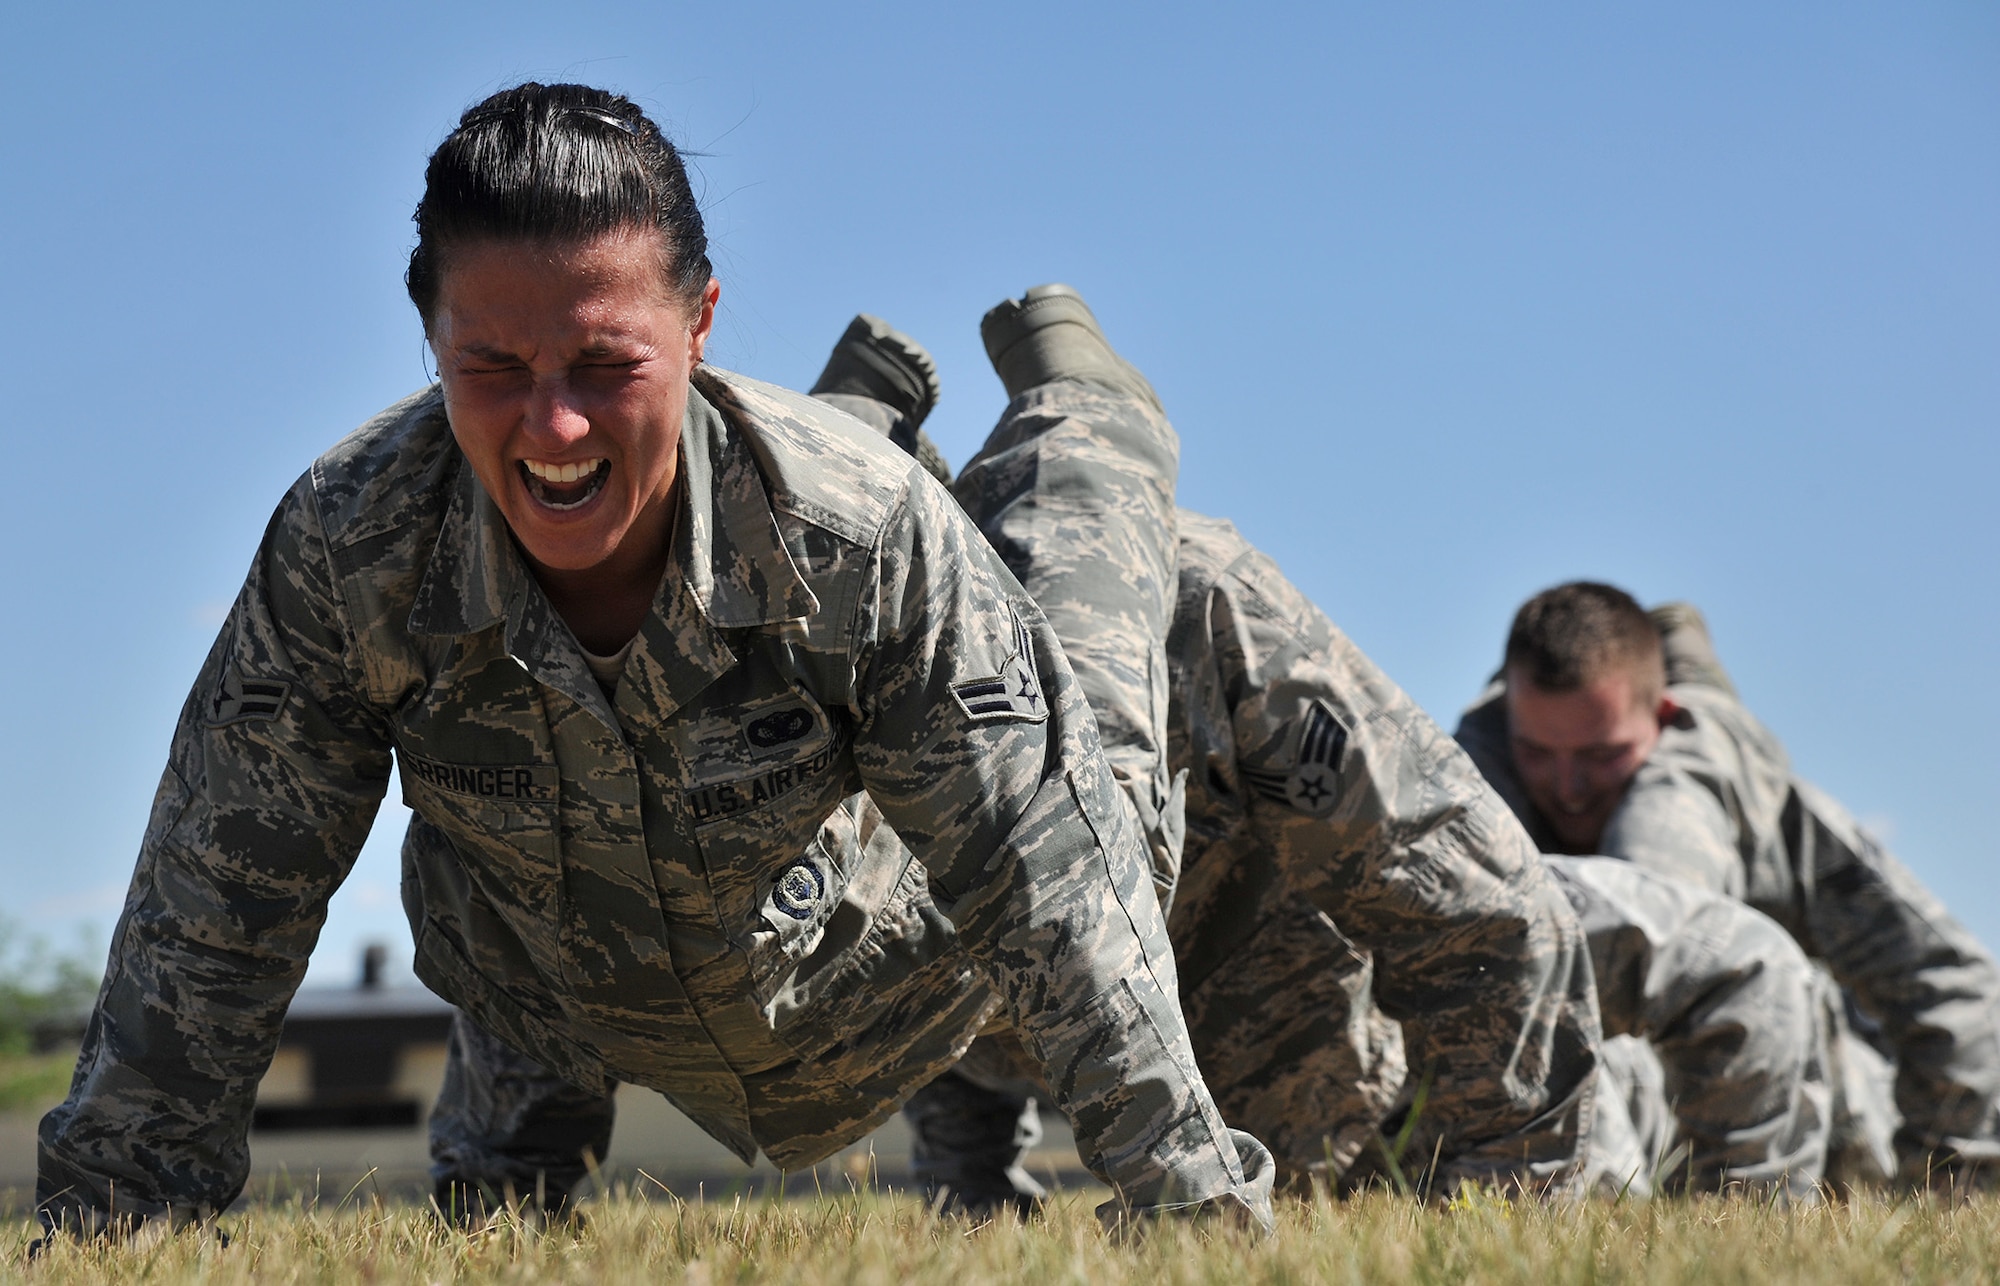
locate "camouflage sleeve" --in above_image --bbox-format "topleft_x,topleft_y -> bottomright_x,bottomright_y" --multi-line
1598,759 -> 1747,898
36,476 -> 395,1231
951,380 -> 1185,911
1782,780 -> 2000,1180
849,472 -> 1270,1227
1180,536 -> 1599,1191
1593,608 -> 1749,898
1545,856 -> 1829,1195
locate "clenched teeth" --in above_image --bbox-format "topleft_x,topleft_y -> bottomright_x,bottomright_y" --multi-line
523,458 -> 607,484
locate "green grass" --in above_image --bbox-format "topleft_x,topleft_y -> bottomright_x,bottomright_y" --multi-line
13,1187 -> 2000,1284
0,1052 -> 73,1113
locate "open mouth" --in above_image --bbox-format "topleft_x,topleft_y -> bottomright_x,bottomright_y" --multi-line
520,458 -> 609,511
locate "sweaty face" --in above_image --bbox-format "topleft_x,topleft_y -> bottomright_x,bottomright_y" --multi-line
1505,665 -> 1669,853
428,230 -> 718,584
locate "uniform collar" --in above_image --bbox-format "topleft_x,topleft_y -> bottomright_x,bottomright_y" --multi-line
675,367 -> 819,629
407,373 -> 818,727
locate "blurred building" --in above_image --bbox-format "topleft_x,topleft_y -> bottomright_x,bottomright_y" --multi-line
252,945 -> 452,1132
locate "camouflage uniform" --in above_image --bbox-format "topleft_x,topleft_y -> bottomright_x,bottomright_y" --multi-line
1457,605 -> 2000,1184
1165,512 -> 1599,1191
429,1013 -> 616,1218
861,417 -> 1828,1201
953,384 -> 1184,912
1548,855 -> 1830,1198
35,366 -> 1272,1232
429,325 -> 1206,1218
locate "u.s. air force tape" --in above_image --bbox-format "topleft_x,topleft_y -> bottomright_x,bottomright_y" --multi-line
951,610 -> 1047,724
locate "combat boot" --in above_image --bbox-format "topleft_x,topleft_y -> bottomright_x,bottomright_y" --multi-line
1648,601 -> 1740,697
809,313 -> 952,483
979,284 -> 1163,413
901,1069 -> 1048,1219
810,313 -> 941,430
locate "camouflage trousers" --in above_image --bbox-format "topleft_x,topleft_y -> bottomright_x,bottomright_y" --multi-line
428,1012 -> 616,1216
905,856 -> 1858,1202
949,376 -> 1186,910
1553,857 -> 1832,1199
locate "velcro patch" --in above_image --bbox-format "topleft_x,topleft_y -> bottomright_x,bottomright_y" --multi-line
952,611 -> 1048,725
207,671 -> 292,727
1242,700 -> 1349,818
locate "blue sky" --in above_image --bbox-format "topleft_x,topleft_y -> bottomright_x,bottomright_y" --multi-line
1,2 -> 1993,988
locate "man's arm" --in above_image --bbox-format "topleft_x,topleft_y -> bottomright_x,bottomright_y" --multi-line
1545,855 -> 1829,1196
37,478 -> 394,1231
1183,538 -> 1600,1191
1598,758 -> 1749,900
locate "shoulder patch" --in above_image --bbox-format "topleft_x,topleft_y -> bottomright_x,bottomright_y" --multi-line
952,611 -> 1048,725
1242,699 -> 1349,817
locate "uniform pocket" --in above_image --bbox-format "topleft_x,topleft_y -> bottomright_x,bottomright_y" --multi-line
398,755 -> 565,968
409,899 -> 605,1092
765,855 -> 965,1063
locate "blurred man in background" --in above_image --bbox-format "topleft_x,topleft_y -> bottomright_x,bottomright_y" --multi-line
1457,583 -> 2000,1187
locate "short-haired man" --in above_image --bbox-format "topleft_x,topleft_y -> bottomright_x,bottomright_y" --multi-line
1157,517 -> 1837,1199
1457,581 -> 2000,1186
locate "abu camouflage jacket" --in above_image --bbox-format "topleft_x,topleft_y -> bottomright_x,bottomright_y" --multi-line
37,368 -> 1256,1227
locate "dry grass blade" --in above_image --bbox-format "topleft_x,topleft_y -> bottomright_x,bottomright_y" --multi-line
10,1188 -> 2000,1284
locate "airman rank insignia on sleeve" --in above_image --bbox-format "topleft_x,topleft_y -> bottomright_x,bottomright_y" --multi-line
952,610 -> 1047,725
207,669 -> 292,728
1242,699 -> 1348,817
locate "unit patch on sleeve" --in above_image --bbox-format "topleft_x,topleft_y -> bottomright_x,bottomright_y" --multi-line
1242,699 -> 1349,818
951,610 -> 1048,725
769,858 -> 826,921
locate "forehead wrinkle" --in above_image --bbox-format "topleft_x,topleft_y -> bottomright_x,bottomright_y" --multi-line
445,315 -> 660,368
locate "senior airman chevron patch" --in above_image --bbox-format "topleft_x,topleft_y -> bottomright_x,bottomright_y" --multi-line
1242,699 -> 1348,817
951,610 -> 1047,724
